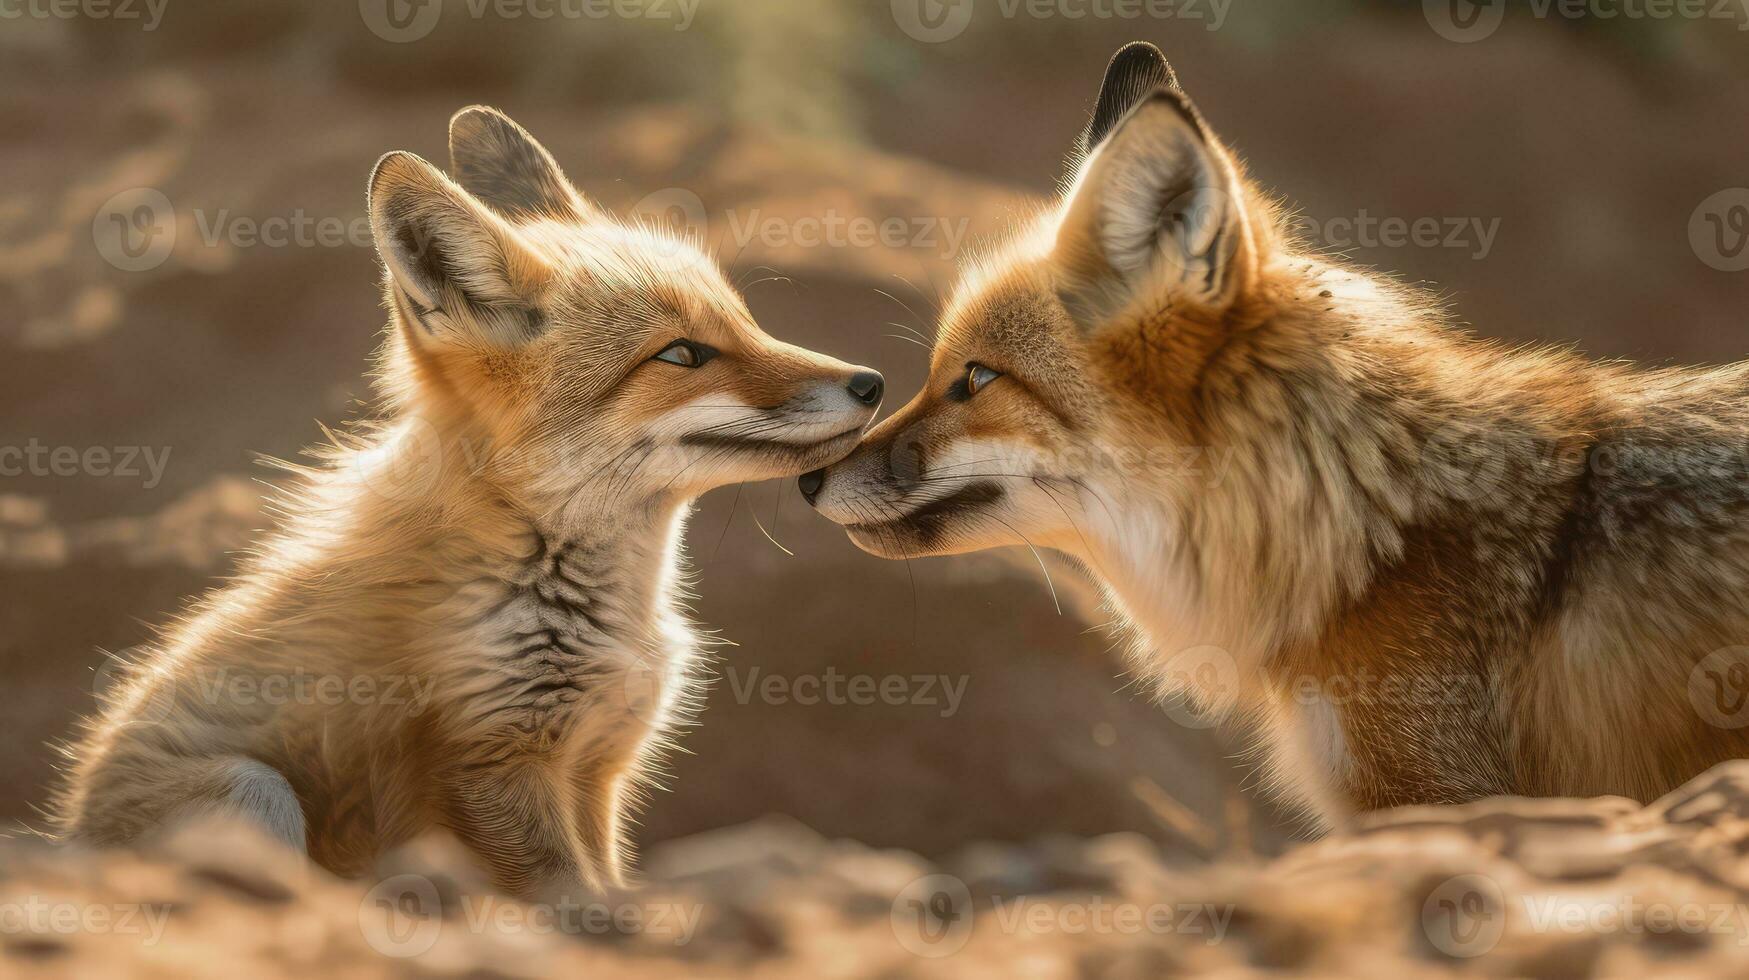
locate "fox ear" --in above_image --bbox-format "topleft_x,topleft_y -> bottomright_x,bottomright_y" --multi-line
367,150 -> 553,345
1055,89 -> 1254,324
1079,41 -> 1180,155
448,106 -> 592,222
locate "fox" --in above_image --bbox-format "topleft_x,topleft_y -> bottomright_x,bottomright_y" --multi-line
800,41 -> 1749,827
52,107 -> 884,896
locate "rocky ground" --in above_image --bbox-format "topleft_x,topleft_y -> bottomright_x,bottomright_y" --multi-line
8,762 -> 1749,977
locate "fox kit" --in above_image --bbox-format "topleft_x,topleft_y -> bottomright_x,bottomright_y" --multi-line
803,42 -> 1749,825
55,107 -> 883,895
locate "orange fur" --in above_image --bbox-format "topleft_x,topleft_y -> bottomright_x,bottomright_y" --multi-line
54,108 -> 881,895
808,44 -> 1749,825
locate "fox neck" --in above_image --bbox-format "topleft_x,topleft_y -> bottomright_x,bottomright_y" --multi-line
1070,273 -> 1457,698
291,415 -> 697,635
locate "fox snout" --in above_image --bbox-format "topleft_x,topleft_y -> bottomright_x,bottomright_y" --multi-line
796,421 -> 879,510
846,371 -> 884,406
797,414 -> 934,527
713,361 -> 884,477
756,364 -> 883,442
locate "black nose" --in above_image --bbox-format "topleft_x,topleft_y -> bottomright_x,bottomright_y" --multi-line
847,371 -> 884,406
798,469 -> 825,505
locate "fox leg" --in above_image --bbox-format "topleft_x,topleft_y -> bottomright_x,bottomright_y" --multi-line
72,754 -> 306,852
442,763 -> 605,900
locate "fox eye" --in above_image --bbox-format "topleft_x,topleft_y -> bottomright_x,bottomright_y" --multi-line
965,363 -> 1003,396
653,340 -> 718,368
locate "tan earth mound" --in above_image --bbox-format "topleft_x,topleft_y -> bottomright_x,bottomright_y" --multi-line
7,763 -> 1749,978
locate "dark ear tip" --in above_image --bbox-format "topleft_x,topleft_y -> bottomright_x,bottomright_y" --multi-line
1106,41 -> 1179,88
1110,41 -> 1167,66
1082,40 -> 1183,153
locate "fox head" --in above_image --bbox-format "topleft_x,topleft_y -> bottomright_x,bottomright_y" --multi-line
363,107 -> 882,516
803,43 -> 1290,566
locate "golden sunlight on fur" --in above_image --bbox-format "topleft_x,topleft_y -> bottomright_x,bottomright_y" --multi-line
53,107 -> 883,898
805,42 -> 1749,827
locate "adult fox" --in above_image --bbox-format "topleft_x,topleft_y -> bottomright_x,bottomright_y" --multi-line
56,108 -> 884,896
802,42 -> 1749,825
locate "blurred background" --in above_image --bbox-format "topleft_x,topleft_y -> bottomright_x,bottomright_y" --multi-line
2,0 -> 1747,869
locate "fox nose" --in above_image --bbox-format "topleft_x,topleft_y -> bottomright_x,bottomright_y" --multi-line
798,469 -> 825,505
847,371 -> 884,406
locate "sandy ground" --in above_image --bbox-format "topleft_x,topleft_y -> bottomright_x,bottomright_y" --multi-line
10,762 -> 1749,977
